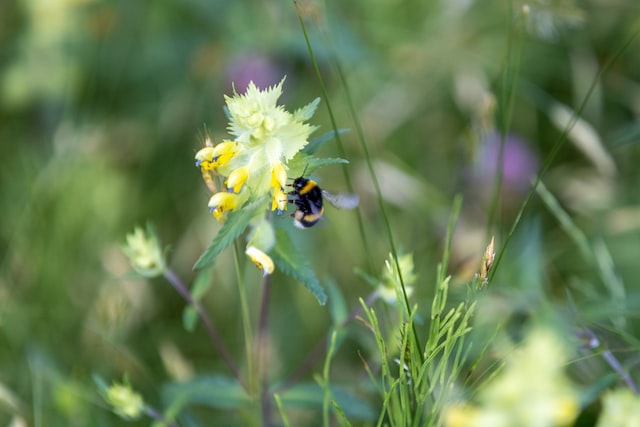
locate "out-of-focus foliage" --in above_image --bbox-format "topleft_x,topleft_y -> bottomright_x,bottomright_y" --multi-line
1,0 -> 640,425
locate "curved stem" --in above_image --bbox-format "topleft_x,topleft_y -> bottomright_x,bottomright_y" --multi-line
163,269 -> 247,391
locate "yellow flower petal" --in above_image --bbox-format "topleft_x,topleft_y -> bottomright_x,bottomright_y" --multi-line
210,140 -> 239,168
195,146 -> 215,171
245,245 -> 274,276
226,167 -> 249,193
271,161 -> 287,189
208,192 -> 238,221
195,141 -> 239,173
271,186 -> 288,211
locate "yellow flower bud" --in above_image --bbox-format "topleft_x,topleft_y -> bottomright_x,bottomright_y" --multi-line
245,245 -> 274,276
122,226 -> 166,278
105,381 -> 144,420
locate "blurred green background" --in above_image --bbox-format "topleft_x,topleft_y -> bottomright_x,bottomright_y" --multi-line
2,0 -> 640,425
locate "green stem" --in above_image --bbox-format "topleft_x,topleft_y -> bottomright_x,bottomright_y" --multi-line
258,274 -> 273,427
233,242 -> 255,392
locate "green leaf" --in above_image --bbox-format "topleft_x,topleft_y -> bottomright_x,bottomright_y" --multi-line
191,267 -> 214,301
580,372 -> 619,407
182,268 -> 213,332
287,153 -> 349,178
331,400 -> 354,427
271,228 -> 327,305
182,306 -> 198,332
302,128 -> 350,155
193,198 -> 265,270
325,277 -> 348,326
162,375 -> 250,414
278,382 -> 375,421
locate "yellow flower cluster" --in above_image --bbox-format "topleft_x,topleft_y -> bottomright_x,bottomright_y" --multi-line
195,78 -> 319,275
443,327 -> 579,427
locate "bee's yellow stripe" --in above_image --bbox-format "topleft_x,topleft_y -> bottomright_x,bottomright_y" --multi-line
299,180 -> 317,195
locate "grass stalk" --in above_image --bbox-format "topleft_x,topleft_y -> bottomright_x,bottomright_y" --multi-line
293,0 -> 422,362
488,28 -> 640,282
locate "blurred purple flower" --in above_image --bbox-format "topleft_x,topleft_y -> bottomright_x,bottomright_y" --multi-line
226,54 -> 284,93
476,132 -> 539,194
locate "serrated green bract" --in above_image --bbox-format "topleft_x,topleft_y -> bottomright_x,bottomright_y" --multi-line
193,198 -> 266,270
271,228 -> 327,305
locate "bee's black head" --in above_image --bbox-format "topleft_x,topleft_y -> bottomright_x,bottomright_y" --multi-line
291,176 -> 309,190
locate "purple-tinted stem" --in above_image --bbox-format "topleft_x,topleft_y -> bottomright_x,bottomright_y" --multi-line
581,327 -> 639,393
145,405 -> 179,427
275,290 -> 381,393
163,269 -> 247,390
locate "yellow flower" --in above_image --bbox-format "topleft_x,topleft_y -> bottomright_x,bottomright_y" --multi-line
271,186 -> 288,212
195,80 -> 317,217
245,245 -> 274,276
443,404 -> 508,427
122,226 -> 166,278
194,78 -> 323,274
195,146 -> 215,171
270,162 -> 288,211
208,192 -> 239,221
195,141 -> 239,173
226,166 -> 249,193
224,78 -> 318,192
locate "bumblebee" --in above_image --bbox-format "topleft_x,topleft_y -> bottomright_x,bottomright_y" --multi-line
288,176 -> 359,228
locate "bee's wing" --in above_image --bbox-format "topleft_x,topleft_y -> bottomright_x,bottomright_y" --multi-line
322,191 -> 359,209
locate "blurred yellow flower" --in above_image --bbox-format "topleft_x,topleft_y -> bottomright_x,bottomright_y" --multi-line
105,380 -> 144,420
443,327 -> 579,427
122,226 -> 166,278
596,388 -> 640,427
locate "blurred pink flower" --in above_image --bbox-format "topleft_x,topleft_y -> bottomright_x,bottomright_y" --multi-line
476,132 -> 539,194
226,54 -> 284,93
